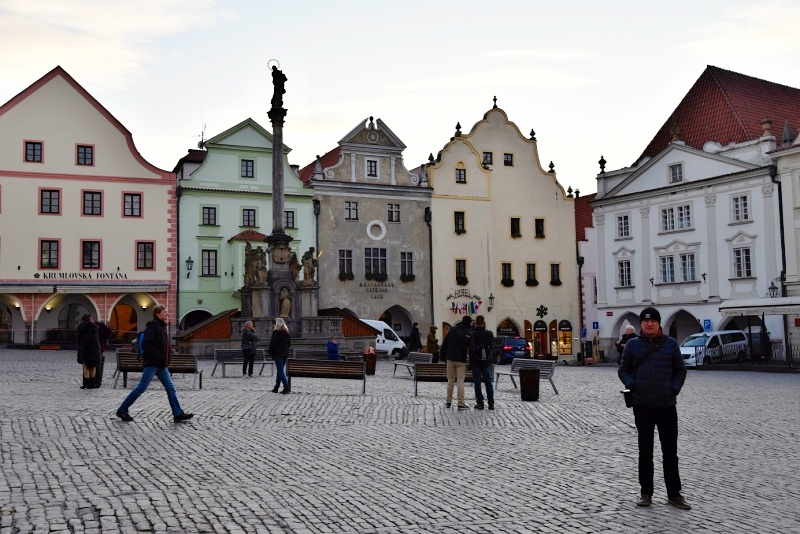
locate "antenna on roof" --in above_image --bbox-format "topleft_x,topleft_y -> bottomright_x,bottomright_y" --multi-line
197,123 -> 207,150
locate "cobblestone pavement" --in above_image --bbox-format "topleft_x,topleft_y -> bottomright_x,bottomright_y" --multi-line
0,350 -> 799,534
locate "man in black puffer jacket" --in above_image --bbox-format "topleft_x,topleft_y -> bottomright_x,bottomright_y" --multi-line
619,306 -> 689,510
440,315 -> 472,410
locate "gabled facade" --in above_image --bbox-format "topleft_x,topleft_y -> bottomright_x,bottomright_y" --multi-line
0,66 -> 175,344
175,118 -> 314,328
299,117 -> 432,337
426,106 -> 578,360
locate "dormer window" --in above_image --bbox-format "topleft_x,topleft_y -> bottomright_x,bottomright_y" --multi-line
669,163 -> 683,183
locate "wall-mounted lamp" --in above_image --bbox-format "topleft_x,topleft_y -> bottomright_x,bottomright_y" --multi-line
14,303 -> 20,309
185,256 -> 194,279
769,281 -> 779,298
141,305 -> 148,311
45,305 -> 52,313
702,273 -> 707,283
649,277 -> 654,287
488,293 -> 495,312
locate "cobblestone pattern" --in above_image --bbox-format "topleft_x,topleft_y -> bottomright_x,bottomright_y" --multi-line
0,350 -> 798,533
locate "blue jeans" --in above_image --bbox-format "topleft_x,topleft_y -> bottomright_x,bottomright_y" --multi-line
472,362 -> 494,403
118,366 -> 184,417
274,358 -> 289,390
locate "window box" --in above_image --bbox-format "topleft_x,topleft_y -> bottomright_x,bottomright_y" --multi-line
501,278 -> 514,287
456,275 -> 469,286
525,279 -> 539,287
338,271 -> 354,281
400,273 -> 416,283
365,272 -> 388,282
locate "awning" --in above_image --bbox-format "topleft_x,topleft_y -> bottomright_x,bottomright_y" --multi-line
719,297 -> 800,316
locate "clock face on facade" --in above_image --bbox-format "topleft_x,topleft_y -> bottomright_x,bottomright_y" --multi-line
272,246 -> 290,263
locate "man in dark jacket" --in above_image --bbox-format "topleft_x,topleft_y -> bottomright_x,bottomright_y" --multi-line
408,322 -> 423,352
618,306 -> 689,510
469,315 -> 494,410
116,306 -> 193,423
241,320 -> 259,376
440,316 -> 472,410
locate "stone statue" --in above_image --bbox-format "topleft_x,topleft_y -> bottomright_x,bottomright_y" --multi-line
301,247 -> 317,285
243,242 -> 255,286
289,252 -> 300,280
279,287 -> 292,317
271,66 -> 287,109
255,246 -> 268,284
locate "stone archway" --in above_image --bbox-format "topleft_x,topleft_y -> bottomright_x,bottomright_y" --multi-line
379,304 -> 413,342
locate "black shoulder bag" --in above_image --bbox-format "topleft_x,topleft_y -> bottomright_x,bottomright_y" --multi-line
621,338 -> 663,408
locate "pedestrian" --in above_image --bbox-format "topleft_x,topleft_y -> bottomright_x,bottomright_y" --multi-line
327,337 -> 342,360
440,315 -> 472,410
241,320 -> 259,377
618,306 -> 690,510
96,320 -> 113,352
408,322 -> 423,352
268,317 -> 291,394
426,325 -> 440,363
76,314 -> 101,389
469,315 -> 495,410
115,306 -> 194,423
616,325 -> 636,364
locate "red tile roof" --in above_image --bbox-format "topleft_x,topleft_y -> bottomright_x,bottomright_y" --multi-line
574,193 -> 596,242
173,149 -> 207,172
298,147 -> 341,184
227,230 -> 268,243
637,66 -> 800,163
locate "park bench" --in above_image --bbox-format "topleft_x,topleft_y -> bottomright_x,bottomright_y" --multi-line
286,359 -> 367,395
495,358 -> 558,394
393,351 -> 433,377
211,349 -> 270,378
112,352 -> 202,389
291,348 -> 363,361
412,362 -> 474,397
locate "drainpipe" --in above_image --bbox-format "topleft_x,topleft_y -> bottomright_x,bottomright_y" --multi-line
313,199 -> 320,280
175,183 -> 183,331
425,206 -> 434,326
770,165 -> 790,363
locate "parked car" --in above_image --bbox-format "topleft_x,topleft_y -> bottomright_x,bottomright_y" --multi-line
492,336 -> 531,364
679,330 -> 747,367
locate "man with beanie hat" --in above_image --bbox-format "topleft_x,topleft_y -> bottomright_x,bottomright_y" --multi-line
440,316 -> 472,410
619,306 -> 690,510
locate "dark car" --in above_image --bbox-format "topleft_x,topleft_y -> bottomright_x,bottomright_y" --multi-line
492,336 -> 531,364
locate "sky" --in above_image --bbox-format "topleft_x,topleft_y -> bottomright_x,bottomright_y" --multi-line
2,0 -> 800,195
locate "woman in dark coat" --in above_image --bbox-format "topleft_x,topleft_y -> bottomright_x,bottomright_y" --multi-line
76,314 -> 101,389
268,317 -> 291,393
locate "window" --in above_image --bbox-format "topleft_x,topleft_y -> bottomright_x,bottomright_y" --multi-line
734,248 -> 752,278
137,242 -> 154,270
527,263 -> 536,281
345,201 -> 359,220
456,259 -> 467,278
338,250 -> 353,275
504,153 -> 513,166
510,218 -> 521,237
243,209 -> 256,227
661,204 -> 692,231
202,207 -> 217,225
123,193 -> 141,217
82,191 -> 102,216
455,168 -> 466,183
40,189 -> 60,214
617,215 -> 630,238
401,252 -> 414,276
454,211 -> 465,234
283,210 -> 295,229
201,250 -> 218,276
40,240 -> 59,269
550,263 -> 561,285
482,152 -> 493,165
732,195 -> 750,222
241,159 -> 254,178
77,145 -> 93,166
365,248 -> 387,275
669,163 -> 683,183
502,262 -> 512,280
660,256 -> 675,284
82,241 -> 100,269
25,141 -> 42,162
366,159 -> 378,178
618,260 -> 631,287
680,253 -> 696,282
388,203 -> 400,223
535,218 -> 545,238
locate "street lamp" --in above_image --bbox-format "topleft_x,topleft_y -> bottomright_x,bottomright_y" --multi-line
488,293 -> 495,312
185,256 -> 194,279
769,281 -> 779,298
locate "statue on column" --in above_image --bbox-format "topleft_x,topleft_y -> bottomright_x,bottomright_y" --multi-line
279,287 -> 292,317
271,66 -> 287,109
243,243 -> 269,286
301,247 -> 317,285
289,252 -> 301,281
244,242 -> 255,286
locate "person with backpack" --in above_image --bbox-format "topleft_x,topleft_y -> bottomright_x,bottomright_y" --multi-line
469,315 -> 495,410
115,306 -> 194,423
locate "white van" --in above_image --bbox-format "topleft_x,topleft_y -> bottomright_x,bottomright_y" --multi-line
679,330 -> 747,367
361,320 -> 408,357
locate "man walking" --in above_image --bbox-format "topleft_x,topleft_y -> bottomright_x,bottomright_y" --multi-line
618,306 -> 689,510
469,315 -> 494,410
116,306 -> 194,423
440,315 -> 472,410
408,322 -> 423,352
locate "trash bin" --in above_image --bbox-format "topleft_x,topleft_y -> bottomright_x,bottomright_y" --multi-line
363,349 -> 377,376
519,367 -> 540,401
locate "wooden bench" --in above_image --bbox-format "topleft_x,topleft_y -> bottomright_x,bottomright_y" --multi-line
112,352 -> 203,389
412,362 -> 474,397
291,348 -> 362,361
286,359 -> 367,395
211,349 -> 270,378
495,358 -> 558,394
393,352 -> 433,377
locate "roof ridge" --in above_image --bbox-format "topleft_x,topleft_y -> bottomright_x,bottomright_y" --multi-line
707,66 -> 755,139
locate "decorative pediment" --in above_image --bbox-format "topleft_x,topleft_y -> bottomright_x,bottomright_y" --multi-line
338,117 -> 407,151
612,246 -> 636,258
654,239 -> 701,254
725,230 -> 757,245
